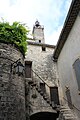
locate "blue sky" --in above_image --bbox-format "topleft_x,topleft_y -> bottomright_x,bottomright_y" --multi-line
0,0 -> 72,45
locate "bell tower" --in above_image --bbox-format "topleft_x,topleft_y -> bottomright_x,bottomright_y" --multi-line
32,20 -> 45,43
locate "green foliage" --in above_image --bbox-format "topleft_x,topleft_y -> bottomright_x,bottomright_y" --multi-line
0,20 -> 29,55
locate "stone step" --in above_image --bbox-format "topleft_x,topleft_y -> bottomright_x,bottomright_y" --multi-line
60,109 -> 72,112
63,111 -> 73,115
37,88 -> 41,92
43,94 -> 48,100
52,104 -> 58,109
31,83 -> 36,86
36,87 -> 38,90
28,80 -> 34,84
63,113 -> 74,117
64,116 -> 77,120
46,98 -> 50,103
40,91 -> 44,95
60,105 -> 78,120
49,101 -> 52,106
35,83 -> 59,110
60,105 -> 70,109
35,85 -> 51,103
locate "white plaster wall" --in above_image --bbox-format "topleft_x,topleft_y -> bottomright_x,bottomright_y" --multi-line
57,14 -> 80,118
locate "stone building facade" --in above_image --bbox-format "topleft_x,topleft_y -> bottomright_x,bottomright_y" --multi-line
25,19 -> 79,120
0,21 -> 60,120
0,0 -> 80,119
25,21 -> 60,120
0,18 -> 79,119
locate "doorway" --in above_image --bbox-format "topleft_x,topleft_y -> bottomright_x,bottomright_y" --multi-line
25,61 -> 32,78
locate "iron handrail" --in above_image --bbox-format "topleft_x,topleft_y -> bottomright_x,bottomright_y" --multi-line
31,69 -> 57,88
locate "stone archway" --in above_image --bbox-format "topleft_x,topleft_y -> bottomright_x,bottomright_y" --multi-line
30,112 -> 59,120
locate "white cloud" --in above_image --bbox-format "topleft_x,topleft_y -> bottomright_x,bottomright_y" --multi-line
0,0 -> 10,13
46,25 -> 62,45
0,0 -> 72,45
45,0 -> 72,45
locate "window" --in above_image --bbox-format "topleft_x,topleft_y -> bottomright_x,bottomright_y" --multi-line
25,61 -> 32,78
50,86 -> 59,105
66,89 -> 73,109
73,59 -> 80,91
42,46 -> 46,51
39,40 -> 41,43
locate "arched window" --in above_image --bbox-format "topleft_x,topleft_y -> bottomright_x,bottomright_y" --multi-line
73,58 -> 80,91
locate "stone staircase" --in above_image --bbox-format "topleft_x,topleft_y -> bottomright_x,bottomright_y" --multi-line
29,70 -> 59,109
27,71 -> 78,120
28,79 -> 60,114
28,80 -> 78,120
59,105 -> 78,120
36,84 -> 58,109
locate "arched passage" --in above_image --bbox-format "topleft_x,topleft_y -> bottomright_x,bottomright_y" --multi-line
30,112 -> 59,120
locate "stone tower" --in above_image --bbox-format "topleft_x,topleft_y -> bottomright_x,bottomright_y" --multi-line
0,43 -> 26,120
32,20 -> 45,43
25,21 -> 60,120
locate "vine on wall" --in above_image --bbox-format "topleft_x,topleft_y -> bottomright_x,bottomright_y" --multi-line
0,20 -> 29,55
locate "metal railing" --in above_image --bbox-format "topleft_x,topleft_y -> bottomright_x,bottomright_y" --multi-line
31,69 -> 50,88
31,69 -> 60,106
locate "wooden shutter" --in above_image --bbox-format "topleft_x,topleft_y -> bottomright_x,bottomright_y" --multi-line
25,61 -> 32,78
50,87 -> 59,105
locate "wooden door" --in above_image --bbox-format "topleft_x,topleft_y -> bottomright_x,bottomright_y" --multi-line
50,87 -> 59,105
25,61 -> 32,78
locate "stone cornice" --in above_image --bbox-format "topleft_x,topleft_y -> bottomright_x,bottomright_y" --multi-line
27,41 -> 55,48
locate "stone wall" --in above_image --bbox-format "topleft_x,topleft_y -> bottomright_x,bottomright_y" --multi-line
0,43 -> 26,120
25,79 -> 57,116
25,44 -> 57,85
33,28 -> 44,43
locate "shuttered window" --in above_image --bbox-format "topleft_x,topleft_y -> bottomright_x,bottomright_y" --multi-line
25,61 -> 32,78
73,59 -> 80,91
50,87 -> 59,105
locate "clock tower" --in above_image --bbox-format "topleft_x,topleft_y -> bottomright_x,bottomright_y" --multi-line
32,20 -> 45,43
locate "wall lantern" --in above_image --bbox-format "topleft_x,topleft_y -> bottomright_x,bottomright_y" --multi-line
11,59 -> 24,76
15,61 -> 24,75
